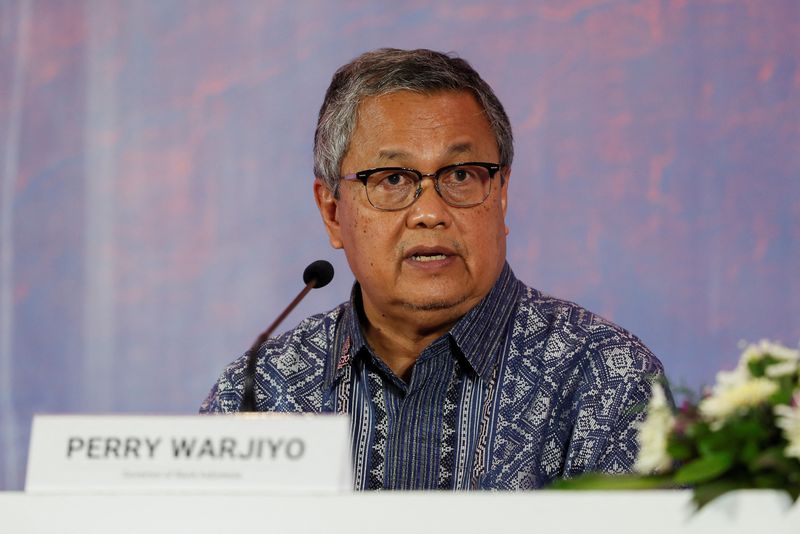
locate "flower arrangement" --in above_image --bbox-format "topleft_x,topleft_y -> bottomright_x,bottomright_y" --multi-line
552,340 -> 800,508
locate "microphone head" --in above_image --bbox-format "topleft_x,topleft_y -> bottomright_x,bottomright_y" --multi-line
303,260 -> 334,288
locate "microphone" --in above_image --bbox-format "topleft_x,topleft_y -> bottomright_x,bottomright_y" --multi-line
240,260 -> 334,412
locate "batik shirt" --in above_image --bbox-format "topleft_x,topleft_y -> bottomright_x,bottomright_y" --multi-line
201,263 -> 665,490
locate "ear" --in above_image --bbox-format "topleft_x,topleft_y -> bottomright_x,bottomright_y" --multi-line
314,178 -> 344,249
500,168 -> 510,236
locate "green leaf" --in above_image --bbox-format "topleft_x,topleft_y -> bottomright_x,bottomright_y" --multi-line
548,473 -> 673,491
692,479 -> 748,510
730,418 -> 769,441
748,359 -> 766,377
751,447 -> 799,476
666,440 -> 694,461
771,381 -> 794,405
674,453 -> 734,485
697,430 -> 736,457
686,420 -> 711,440
748,356 -> 780,378
753,473 -> 785,489
739,440 -> 760,464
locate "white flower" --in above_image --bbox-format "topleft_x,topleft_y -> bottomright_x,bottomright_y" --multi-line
741,339 -> 800,378
696,340 -> 798,427
775,393 -> 800,460
765,360 -> 799,378
699,377 -> 778,424
755,340 -> 800,362
714,366 -> 750,389
634,382 -> 675,474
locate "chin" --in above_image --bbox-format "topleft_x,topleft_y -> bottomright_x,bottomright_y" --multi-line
399,293 -> 470,312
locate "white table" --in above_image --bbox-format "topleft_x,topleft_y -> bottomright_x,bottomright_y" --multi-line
1,490 -> 799,534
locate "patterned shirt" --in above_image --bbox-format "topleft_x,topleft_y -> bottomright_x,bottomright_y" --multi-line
201,263 -> 665,490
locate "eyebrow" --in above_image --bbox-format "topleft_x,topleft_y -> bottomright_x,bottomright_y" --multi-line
376,149 -> 410,162
376,143 -> 475,164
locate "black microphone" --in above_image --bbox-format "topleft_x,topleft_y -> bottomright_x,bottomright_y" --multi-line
240,260 -> 334,412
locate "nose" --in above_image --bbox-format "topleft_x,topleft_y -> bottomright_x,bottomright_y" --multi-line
405,177 -> 452,229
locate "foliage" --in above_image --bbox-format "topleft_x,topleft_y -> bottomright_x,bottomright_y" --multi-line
550,340 -> 800,509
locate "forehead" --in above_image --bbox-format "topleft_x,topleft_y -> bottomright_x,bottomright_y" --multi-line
345,90 -> 498,166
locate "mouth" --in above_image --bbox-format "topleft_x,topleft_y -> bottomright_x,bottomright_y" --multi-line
404,245 -> 458,265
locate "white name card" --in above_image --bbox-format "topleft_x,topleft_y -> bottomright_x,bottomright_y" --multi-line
26,414 -> 352,494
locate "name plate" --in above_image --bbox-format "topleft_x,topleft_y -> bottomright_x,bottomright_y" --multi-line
26,414 -> 352,494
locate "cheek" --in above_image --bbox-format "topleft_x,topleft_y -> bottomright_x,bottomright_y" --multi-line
337,191 -> 370,242
460,204 -> 507,260
337,198 -> 393,269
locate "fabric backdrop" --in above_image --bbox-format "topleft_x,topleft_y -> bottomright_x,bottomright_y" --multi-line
0,0 -> 798,490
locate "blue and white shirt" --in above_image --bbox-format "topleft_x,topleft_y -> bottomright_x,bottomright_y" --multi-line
201,263 -> 665,490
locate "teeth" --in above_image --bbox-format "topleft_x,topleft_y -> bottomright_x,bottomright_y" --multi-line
412,254 -> 447,262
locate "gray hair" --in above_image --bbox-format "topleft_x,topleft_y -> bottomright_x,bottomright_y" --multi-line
313,48 -> 514,191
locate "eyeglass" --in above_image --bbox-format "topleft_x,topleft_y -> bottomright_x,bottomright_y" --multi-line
338,162 -> 502,211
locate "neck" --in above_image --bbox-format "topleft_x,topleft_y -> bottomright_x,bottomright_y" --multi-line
359,298 -> 462,382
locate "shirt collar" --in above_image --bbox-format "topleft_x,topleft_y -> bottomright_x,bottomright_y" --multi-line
327,262 -> 521,386
325,284 -> 370,388
448,262 -> 520,381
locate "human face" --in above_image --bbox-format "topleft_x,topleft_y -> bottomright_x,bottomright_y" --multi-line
315,90 -> 510,330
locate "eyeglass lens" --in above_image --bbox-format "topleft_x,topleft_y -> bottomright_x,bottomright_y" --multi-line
366,165 -> 492,210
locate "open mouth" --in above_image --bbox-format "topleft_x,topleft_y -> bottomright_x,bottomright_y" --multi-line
404,244 -> 457,265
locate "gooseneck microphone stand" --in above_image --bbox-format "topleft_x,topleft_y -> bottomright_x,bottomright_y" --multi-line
240,260 -> 334,412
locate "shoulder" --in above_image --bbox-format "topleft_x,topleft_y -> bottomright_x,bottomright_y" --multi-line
200,304 -> 346,413
265,306 -> 343,368
512,283 -> 664,384
490,280 -> 666,481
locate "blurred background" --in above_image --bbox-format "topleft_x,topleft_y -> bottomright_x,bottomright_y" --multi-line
0,0 -> 798,490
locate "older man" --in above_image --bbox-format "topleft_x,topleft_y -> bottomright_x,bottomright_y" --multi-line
202,48 -> 666,490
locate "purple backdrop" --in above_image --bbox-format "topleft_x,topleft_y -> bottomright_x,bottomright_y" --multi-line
0,0 -> 798,490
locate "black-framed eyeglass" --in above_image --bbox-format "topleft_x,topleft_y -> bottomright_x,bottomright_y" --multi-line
337,162 -> 502,211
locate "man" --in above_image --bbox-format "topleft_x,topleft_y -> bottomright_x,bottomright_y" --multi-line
202,48 -> 666,490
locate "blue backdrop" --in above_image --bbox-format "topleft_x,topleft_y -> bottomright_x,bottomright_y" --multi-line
0,0 -> 798,490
